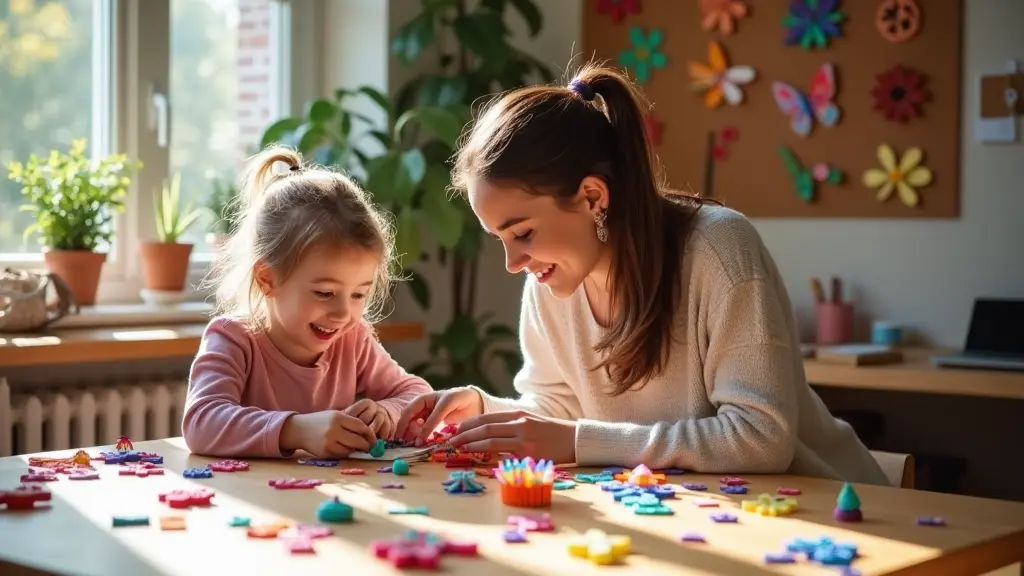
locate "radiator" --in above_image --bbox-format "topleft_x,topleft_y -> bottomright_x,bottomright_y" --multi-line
0,377 -> 188,457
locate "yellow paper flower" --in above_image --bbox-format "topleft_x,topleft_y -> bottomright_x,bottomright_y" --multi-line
862,144 -> 932,207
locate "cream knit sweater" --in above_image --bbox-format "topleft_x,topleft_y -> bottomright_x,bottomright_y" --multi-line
475,205 -> 890,485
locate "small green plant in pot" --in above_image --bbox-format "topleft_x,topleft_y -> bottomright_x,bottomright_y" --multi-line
204,177 -> 240,255
139,172 -> 206,300
7,139 -> 141,305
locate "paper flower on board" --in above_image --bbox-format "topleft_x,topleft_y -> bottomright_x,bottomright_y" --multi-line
778,145 -> 843,202
595,0 -> 641,23
862,144 -> 932,207
644,114 -> 664,147
701,0 -> 748,36
871,65 -> 930,123
687,40 -> 756,109
712,125 -> 738,161
783,0 -> 845,50
875,0 -> 922,43
618,26 -> 667,85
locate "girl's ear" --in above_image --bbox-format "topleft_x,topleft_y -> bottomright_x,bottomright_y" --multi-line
577,175 -> 610,215
253,261 -> 275,297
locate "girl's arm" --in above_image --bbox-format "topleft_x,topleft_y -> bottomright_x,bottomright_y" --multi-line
181,318 -> 298,458
573,279 -> 798,473
354,323 -> 434,426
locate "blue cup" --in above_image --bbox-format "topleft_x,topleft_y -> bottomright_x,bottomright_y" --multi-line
871,321 -> 903,346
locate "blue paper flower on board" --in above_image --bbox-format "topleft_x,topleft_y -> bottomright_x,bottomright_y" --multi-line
783,0 -> 845,50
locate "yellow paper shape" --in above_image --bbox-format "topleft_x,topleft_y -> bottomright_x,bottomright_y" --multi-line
862,143 -> 933,207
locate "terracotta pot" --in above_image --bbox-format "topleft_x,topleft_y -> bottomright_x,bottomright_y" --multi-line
43,249 -> 107,306
140,241 -> 194,291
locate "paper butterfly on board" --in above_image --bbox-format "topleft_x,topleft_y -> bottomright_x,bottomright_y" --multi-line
772,63 -> 841,137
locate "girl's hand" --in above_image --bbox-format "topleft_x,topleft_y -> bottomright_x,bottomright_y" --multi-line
344,399 -> 394,440
281,410 -> 377,457
447,411 -> 578,465
394,387 -> 484,444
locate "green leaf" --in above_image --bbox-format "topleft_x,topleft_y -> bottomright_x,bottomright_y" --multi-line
260,117 -> 303,149
366,151 -> 414,204
401,149 -> 427,188
392,11 -> 436,65
420,165 -> 463,248
293,123 -> 330,154
453,11 -> 510,73
394,106 -> 465,149
827,168 -> 844,184
406,269 -> 430,309
444,314 -> 479,362
507,0 -> 542,36
485,323 -> 516,339
777,145 -> 803,177
358,86 -> 392,119
418,75 -> 468,107
304,99 -> 338,123
394,209 -> 422,268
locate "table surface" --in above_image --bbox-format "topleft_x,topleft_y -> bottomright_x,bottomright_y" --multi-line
2,439 -> 1023,576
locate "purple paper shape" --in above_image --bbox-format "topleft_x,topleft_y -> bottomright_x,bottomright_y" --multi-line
377,466 -> 393,473
709,512 -> 737,523
502,529 -> 528,543
916,516 -> 945,526
680,532 -> 705,543
720,484 -> 747,494
683,482 -> 707,491
661,468 -> 686,475
381,482 -> 405,489
765,552 -> 796,564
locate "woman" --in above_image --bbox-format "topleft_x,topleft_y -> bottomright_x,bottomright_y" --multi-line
395,63 -> 889,484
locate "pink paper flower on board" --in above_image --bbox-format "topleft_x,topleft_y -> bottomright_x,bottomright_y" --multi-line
701,0 -> 749,35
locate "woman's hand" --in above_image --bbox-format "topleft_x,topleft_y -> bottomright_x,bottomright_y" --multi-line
447,410 -> 578,464
394,387 -> 484,444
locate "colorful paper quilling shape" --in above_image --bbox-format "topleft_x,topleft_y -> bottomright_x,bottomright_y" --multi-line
701,0 -> 748,36
778,145 -> 844,202
872,65 -> 930,123
772,63 -> 840,137
862,144 -> 932,207
875,0 -> 921,43
688,40 -> 755,109
618,26 -> 667,85
783,0 -> 845,50
594,0 -> 641,24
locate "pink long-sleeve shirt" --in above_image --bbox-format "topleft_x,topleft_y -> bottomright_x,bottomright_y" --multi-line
182,316 -> 432,458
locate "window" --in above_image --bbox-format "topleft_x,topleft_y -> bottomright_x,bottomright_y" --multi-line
0,0 -> 302,304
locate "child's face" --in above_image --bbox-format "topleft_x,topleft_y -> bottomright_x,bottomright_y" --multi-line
258,244 -> 380,366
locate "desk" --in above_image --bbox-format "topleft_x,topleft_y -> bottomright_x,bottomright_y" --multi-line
804,347 -> 1024,400
2,440 -> 1023,575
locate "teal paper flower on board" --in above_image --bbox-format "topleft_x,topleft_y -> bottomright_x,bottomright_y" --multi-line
618,26 -> 667,84
783,0 -> 845,51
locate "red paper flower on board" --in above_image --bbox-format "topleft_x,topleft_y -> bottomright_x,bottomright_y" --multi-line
595,0 -> 641,23
871,65 -> 930,123
713,125 -> 739,161
645,114 -> 664,146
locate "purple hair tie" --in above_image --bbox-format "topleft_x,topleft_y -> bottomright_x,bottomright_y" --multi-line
569,79 -> 595,101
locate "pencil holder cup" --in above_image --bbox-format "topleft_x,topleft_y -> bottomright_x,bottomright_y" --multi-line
815,302 -> 854,344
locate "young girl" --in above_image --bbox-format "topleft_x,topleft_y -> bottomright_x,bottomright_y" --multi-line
396,63 -> 890,485
183,147 -> 432,459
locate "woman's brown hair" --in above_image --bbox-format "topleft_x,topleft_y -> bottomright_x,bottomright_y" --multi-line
451,61 -> 718,395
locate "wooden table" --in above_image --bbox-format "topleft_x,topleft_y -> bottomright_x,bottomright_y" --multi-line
804,347 -> 1024,401
2,440 -> 1023,575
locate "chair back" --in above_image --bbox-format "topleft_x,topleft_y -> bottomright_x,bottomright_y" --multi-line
871,450 -> 915,488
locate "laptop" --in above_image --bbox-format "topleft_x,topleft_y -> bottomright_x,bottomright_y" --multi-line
931,298 -> 1024,371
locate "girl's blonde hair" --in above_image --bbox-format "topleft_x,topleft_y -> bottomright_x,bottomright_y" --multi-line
204,146 -> 397,331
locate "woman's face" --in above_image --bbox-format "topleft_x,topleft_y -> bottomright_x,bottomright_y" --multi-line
467,176 -> 610,299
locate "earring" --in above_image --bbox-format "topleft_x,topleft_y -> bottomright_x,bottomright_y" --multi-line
594,209 -> 608,243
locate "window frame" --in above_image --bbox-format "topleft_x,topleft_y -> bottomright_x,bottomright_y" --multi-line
1,0 -> 320,307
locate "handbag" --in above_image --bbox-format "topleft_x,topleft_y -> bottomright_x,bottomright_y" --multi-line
0,267 -> 78,332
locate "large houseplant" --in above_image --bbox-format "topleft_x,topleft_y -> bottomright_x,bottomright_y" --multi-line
7,139 -> 141,305
139,171 -> 206,298
389,0 -> 555,390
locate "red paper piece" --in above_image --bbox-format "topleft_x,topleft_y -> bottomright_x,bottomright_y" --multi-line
119,462 -> 164,477
159,488 -> 215,509
778,487 -> 802,495
68,469 -> 100,480
208,460 -> 249,472
594,0 -> 641,23
339,468 -> 365,475
370,531 -> 479,569
268,478 -> 323,490
21,470 -> 58,482
0,484 -> 52,510
720,477 -> 748,486
645,114 -> 664,147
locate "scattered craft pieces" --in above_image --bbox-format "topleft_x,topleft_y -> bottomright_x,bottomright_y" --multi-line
833,482 -> 863,522
392,459 -> 410,475
862,144 -> 932,207
594,0 -> 641,24
508,513 -> 555,533
247,520 -> 293,538
720,485 -> 748,494
680,532 -> 706,543
68,469 -> 100,480
369,438 -> 387,458
284,538 -> 315,554
298,458 -> 339,467
618,26 -> 667,85
442,471 -> 486,494
21,470 -> 58,482
872,65 -> 930,123
208,460 -> 249,472
553,480 -> 576,490
382,482 -> 405,489
503,529 -> 528,543
742,493 -> 799,516
112,515 -> 149,527
787,536 -> 859,566
622,493 -> 675,515
574,472 -> 614,484
268,478 -> 323,490
778,487 -> 802,495
370,530 -> 478,569
917,516 -> 945,526
281,523 -> 334,540
614,464 -> 667,486
115,436 -> 134,453
228,516 -> 251,527
160,515 -> 186,531
765,552 -> 797,564
688,41 -> 756,109
182,466 -> 212,479
783,0 -> 845,50
719,477 -> 748,486
568,529 -> 632,565
778,145 -> 845,201
29,449 -> 93,468
772,63 -> 840,136
97,450 -> 163,465
683,483 -> 708,491
339,468 -> 366,476
119,463 -> 165,477
0,484 -> 51,510
317,497 -> 354,523
693,498 -> 720,508
159,489 -> 214,509
701,0 -> 748,35
710,511 -> 738,523
875,0 -> 921,43
610,484 -> 676,502
387,505 -> 429,515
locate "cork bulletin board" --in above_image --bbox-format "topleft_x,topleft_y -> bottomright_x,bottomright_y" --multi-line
582,0 -> 964,218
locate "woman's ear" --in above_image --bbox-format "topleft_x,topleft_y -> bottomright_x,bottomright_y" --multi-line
577,175 -> 610,215
254,261 -> 275,297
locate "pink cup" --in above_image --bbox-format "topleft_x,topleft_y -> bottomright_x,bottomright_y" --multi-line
815,302 -> 854,344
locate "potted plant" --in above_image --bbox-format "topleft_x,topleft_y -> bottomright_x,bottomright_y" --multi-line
7,139 -> 141,306
139,171 -> 205,303
204,176 -> 240,255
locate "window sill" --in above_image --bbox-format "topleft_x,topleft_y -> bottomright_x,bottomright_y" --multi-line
51,301 -> 214,329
